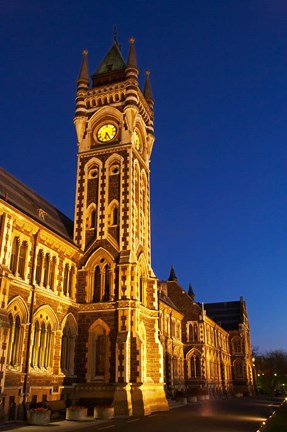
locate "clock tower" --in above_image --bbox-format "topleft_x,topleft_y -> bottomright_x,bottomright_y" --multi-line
73,38 -> 168,416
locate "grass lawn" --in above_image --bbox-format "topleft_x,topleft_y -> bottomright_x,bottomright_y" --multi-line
261,401 -> 287,432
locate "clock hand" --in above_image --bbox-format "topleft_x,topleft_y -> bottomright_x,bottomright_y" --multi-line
105,132 -> 110,140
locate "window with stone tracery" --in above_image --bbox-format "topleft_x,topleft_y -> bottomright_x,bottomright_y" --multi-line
86,205 -> 97,230
35,249 -> 43,284
232,336 -> 242,354
92,262 -> 111,303
43,253 -> 50,287
18,241 -> 27,278
87,321 -> 110,382
6,297 -> 28,370
95,334 -> 105,375
10,237 -> 28,279
49,257 -> 56,290
194,324 -> 198,341
63,263 -> 75,298
188,323 -> 193,341
31,321 -> 53,369
108,201 -> 119,226
10,237 -> 19,275
61,317 -> 77,375
188,351 -> 201,378
8,314 -> 21,367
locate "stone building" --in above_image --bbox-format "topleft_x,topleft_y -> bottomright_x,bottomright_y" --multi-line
159,267 -> 254,398
0,37 -> 254,421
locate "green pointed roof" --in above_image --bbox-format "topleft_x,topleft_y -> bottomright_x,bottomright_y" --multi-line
94,41 -> 126,75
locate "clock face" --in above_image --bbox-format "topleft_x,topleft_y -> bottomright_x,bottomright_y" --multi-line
97,124 -> 117,142
134,131 -> 141,150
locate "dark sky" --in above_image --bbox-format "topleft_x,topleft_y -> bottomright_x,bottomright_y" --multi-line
1,0 -> 287,353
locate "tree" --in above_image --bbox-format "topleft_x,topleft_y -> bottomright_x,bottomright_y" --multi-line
255,350 -> 287,394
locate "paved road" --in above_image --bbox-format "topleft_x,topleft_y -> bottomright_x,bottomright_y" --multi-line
98,396 -> 284,432
1,396 -> 285,432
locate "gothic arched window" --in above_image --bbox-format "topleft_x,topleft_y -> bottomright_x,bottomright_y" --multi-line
8,314 -> 21,367
61,318 -> 77,375
93,266 -> 101,302
43,253 -> 50,287
232,336 -> 242,354
10,237 -> 19,275
194,324 -> 198,341
35,250 -> 43,285
190,354 -> 201,378
63,264 -> 69,295
87,323 -> 109,382
69,266 -> 75,297
49,257 -> 56,290
104,265 -> 110,301
31,318 -> 54,369
18,241 -> 28,278
189,323 -> 193,341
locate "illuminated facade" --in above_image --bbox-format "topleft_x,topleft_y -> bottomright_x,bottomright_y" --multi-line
0,38 -> 254,421
159,268 -> 254,398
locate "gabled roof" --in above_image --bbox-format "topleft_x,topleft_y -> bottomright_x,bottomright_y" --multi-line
0,168 -> 74,241
204,300 -> 243,331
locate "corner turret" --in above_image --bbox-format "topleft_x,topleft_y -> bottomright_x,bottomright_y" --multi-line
168,265 -> 178,282
77,49 -> 89,90
144,70 -> 154,109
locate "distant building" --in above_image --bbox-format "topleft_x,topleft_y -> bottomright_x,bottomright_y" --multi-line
0,37 -> 254,421
159,267 -> 254,398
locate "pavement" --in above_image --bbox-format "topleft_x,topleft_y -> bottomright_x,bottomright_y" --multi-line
0,417 -> 110,432
0,399 -> 187,432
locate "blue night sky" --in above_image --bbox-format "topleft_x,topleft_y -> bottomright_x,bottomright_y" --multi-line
1,0 -> 287,353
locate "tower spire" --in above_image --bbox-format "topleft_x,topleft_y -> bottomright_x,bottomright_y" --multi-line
188,283 -> 195,300
113,25 -> 117,42
168,265 -> 177,281
77,49 -> 89,89
126,37 -> 138,80
127,37 -> 138,69
144,70 -> 154,108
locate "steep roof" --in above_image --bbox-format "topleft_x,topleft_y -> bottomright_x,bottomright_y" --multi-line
94,40 -> 126,74
159,290 -> 183,315
0,168 -> 74,241
204,300 -> 243,331
92,40 -> 126,86
164,279 -> 202,321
